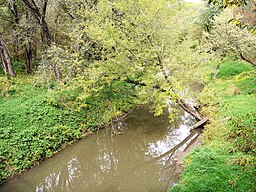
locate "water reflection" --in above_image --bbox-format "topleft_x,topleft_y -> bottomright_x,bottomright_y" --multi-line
0,105 -> 196,192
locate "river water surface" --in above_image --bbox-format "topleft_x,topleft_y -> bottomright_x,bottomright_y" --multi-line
0,105 -> 196,192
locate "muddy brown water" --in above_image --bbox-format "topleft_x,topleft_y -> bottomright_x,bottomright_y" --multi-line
0,105 -> 196,192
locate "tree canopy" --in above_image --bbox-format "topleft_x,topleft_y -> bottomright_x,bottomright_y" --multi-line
0,0 -> 255,115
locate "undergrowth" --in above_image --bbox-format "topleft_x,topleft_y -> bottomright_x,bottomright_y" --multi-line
0,76 -> 139,183
169,60 -> 256,192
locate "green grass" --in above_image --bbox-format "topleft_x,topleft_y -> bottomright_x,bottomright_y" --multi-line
236,74 -> 256,95
216,61 -> 254,79
170,146 -> 255,192
169,60 -> 256,192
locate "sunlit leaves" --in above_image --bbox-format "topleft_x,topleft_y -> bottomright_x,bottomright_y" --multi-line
37,0 -> 208,119
202,7 -> 256,61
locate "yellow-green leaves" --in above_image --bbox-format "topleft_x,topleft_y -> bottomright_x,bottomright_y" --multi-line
42,0 -> 207,119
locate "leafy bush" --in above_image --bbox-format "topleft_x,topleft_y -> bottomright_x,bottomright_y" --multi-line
227,113 -> 256,155
12,61 -> 26,74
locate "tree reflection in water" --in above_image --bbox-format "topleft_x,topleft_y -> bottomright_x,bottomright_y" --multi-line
0,105 -> 200,192
35,157 -> 81,192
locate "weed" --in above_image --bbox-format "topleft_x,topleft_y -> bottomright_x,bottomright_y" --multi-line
0,75 -> 139,183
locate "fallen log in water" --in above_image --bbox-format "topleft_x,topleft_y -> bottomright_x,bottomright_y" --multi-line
178,99 -> 202,121
190,117 -> 210,132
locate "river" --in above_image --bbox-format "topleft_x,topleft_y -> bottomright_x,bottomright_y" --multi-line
0,104 -> 196,192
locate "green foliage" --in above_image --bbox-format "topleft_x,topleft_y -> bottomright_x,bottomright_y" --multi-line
208,0 -> 256,35
0,77 -> 14,97
216,61 -> 253,79
0,79 -> 86,183
0,76 -> 140,183
170,60 -> 256,192
202,7 -> 256,61
42,0 -> 207,118
228,113 -> 256,155
236,74 -> 256,94
74,80 -> 140,128
169,146 -> 256,192
12,61 -> 26,74
208,0 -> 249,9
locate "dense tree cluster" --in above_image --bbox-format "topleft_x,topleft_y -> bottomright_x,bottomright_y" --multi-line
0,0 -> 255,113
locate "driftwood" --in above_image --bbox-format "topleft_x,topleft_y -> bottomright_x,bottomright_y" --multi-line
113,102 -> 209,177
152,130 -> 199,162
178,99 -> 202,121
190,117 -> 210,132
118,129 -> 201,177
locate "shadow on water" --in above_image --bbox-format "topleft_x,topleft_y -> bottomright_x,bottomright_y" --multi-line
0,105 -> 201,192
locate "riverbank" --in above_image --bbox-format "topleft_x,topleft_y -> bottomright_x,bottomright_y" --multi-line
0,76 -> 139,184
0,103 -> 192,191
169,60 -> 256,191
1,60 -> 255,190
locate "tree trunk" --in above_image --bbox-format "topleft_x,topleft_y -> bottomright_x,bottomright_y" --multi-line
209,62 -> 221,85
0,39 -> 16,77
240,53 -> 256,67
0,53 -> 8,74
178,99 -> 202,121
51,64 -> 62,81
21,0 -> 62,80
190,117 -> 210,132
21,0 -> 52,46
25,41 -> 33,74
41,19 -> 52,46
